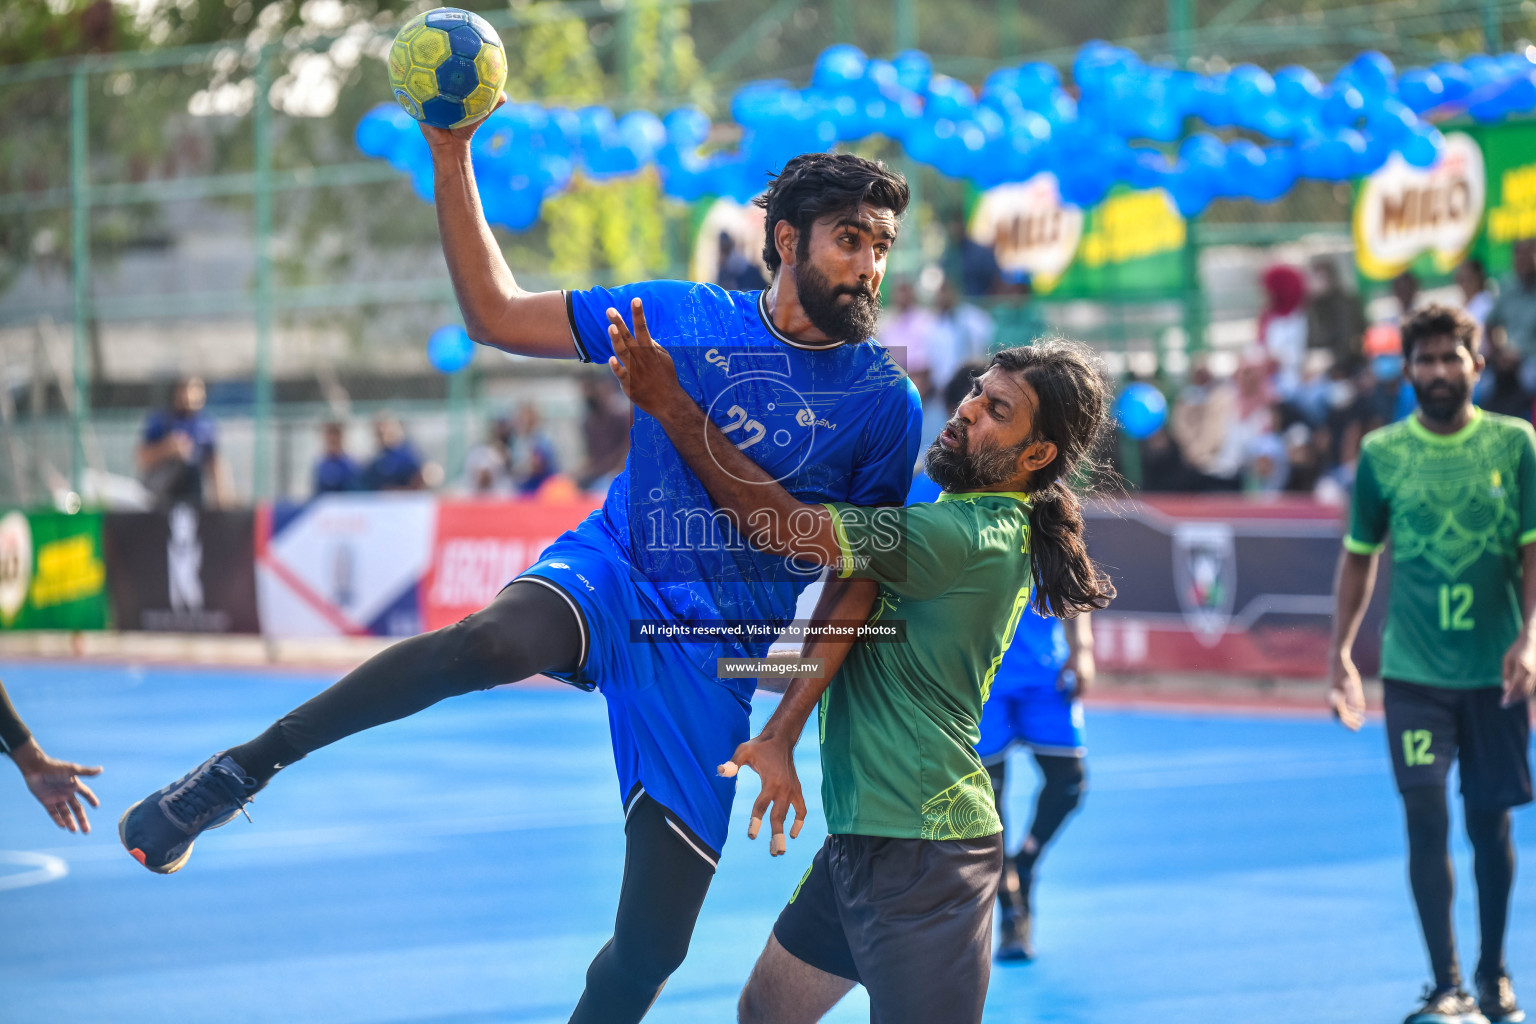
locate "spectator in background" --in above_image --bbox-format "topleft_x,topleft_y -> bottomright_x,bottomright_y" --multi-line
949,216 -> 1002,297
1488,238 -> 1536,360
928,282 -> 996,403
925,283 -> 996,450
879,279 -> 936,400
1258,264 -> 1308,397
1392,269 -> 1422,322
578,375 -> 630,494
1306,256 -> 1366,366
313,421 -> 360,495
994,269 -> 1048,348
512,404 -> 560,496
137,375 -> 230,510
462,415 -> 516,496
715,231 -> 768,292
1458,257 -> 1497,332
363,413 -> 426,491
1282,423 -> 1325,495
1170,361 -> 1239,490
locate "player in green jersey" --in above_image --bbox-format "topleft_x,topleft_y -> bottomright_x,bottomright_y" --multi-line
604,298 -> 1115,1024
1331,305 -> 1536,1024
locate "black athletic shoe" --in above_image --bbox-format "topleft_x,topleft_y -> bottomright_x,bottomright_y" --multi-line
996,861 -> 1035,962
119,754 -> 257,874
1403,985 -> 1491,1024
1477,972 -> 1526,1023
996,913 -> 1034,962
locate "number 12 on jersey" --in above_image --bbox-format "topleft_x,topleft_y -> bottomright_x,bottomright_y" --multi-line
1438,584 -> 1474,631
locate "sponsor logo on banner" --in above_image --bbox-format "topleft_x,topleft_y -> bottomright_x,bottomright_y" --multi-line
421,499 -> 601,631
104,509 -> 257,633
0,512 -> 32,626
2,510 -> 109,631
969,174 -> 1085,291
1354,132 -> 1485,280
1171,522 -> 1237,647
256,495 -> 437,638
167,505 -> 204,615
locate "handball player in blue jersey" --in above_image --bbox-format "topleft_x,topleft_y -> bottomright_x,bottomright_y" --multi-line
118,106 -> 920,1021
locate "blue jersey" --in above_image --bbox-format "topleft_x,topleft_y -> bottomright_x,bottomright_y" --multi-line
907,470 -> 1066,692
568,281 -> 921,661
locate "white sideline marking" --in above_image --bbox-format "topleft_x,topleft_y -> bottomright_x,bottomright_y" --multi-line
0,850 -> 69,891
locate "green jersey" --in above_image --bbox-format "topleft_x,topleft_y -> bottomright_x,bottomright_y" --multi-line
818,492 -> 1035,840
1346,409 -> 1536,687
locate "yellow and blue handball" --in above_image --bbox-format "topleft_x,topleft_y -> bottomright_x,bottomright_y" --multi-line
388,7 -> 507,130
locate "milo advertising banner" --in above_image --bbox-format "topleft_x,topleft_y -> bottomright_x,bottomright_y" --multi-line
1353,121 -> 1536,282
1480,119 -> 1536,276
1354,132 -> 1486,281
969,175 -> 1188,298
0,510 -> 108,631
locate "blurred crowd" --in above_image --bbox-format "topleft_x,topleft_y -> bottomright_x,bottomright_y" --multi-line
1136,237 -> 1536,499
134,373 -> 632,508
136,234 -> 1535,509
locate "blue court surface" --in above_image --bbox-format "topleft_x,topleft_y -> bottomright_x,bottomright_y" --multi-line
2,661 -> 1534,1024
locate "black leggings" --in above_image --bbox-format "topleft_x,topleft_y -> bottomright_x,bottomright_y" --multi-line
1402,786 -> 1516,989
568,793 -> 716,1023
226,580 -> 714,1023
229,580 -> 584,780
987,752 -> 1086,921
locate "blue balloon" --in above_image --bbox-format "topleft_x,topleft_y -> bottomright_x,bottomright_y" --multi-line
892,50 -> 933,93
427,325 -> 475,374
1431,62 -> 1474,103
1116,383 -> 1169,440
663,107 -> 710,149
1274,65 -> 1324,108
355,104 -> 409,158
1014,62 -> 1062,104
1399,125 -> 1444,168
1250,145 -> 1299,201
1396,68 -> 1446,112
813,45 -> 868,92
1340,50 -> 1395,103
1321,84 -> 1366,126
1221,139 -> 1266,197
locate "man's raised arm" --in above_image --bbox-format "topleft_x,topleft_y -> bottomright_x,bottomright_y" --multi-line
604,298 -> 845,567
422,110 -> 575,358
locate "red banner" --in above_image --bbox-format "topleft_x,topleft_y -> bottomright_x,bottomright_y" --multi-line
420,499 -> 602,630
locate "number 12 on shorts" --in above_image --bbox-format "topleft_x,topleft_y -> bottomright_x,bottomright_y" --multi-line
1402,729 -> 1436,767
1438,583 -> 1474,631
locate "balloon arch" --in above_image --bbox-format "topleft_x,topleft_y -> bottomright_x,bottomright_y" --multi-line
357,41 -> 1536,231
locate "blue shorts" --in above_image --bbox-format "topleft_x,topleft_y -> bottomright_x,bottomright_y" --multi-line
977,679 -> 1086,763
516,531 -> 748,866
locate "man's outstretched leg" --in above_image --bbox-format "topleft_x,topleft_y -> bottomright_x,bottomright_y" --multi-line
120,580 -> 585,873
568,793 -> 715,1024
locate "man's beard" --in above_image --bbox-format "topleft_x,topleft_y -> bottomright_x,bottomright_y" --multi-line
795,258 -> 880,345
1411,377 -> 1470,423
924,418 -> 1027,491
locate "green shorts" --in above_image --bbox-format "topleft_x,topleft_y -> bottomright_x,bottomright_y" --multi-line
772,831 -> 1003,1024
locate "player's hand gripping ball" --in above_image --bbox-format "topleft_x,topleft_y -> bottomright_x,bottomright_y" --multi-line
388,8 -> 507,130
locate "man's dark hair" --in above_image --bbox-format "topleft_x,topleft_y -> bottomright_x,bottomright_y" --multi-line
1401,303 -> 1478,362
988,340 -> 1116,618
753,153 -> 909,274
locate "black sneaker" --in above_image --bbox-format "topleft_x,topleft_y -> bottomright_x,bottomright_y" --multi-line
996,860 -> 1035,962
1477,972 -> 1526,1023
1403,985 -> 1491,1024
119,754 -> 257,874
997,912 -> 1034,962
